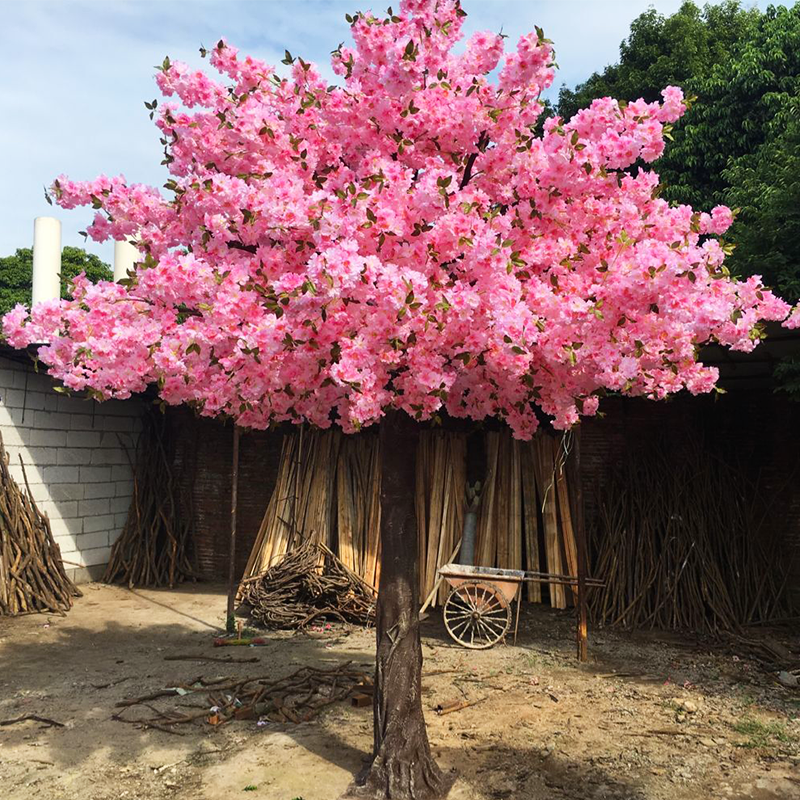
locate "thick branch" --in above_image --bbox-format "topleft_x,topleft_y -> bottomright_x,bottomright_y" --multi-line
460,131 -> 489,190
227,241 -> 258,254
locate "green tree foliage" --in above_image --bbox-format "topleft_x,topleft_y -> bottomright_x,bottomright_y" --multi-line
724,102 -> 800,303
557,2 -> 800,302
0,246 -> 112,316
558,1 -> 760,131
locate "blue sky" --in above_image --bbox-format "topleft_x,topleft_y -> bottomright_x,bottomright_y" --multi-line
0,0 -> 771,263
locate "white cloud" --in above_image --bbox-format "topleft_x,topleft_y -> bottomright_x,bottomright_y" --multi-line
0,0 -> 770,263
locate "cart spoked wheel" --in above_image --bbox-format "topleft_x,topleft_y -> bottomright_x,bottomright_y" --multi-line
443,579 -> 511,649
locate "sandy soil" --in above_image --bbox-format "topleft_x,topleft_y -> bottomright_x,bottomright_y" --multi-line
0,583 -> 798,800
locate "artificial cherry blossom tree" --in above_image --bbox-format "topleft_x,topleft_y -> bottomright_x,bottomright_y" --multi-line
5,1 -> 797,796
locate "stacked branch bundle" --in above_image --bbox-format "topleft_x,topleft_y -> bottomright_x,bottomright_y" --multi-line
104,412 -> 195,588
0,432 -> 81,616
590,438 -> 791,632
238,539 -> 376,628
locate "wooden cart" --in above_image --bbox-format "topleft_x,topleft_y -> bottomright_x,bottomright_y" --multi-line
437,563 -> 604,650
438,564 -> 525,649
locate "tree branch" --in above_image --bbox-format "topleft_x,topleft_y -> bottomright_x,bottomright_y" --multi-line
460,131 -> 489,190
227,241 -> 258,254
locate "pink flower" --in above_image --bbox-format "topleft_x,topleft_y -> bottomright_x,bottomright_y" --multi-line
3,2 -> 793,440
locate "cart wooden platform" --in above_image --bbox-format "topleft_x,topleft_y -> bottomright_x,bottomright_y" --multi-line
438,563 -> 604,650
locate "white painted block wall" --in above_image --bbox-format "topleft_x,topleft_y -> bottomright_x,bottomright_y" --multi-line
0,354 -> 143,582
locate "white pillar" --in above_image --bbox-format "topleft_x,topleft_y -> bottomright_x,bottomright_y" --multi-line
113,238 -> 138,282
32,217 -> 62,305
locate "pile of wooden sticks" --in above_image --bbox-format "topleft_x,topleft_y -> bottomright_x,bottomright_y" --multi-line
113,662 -> 371,733
0,433 -> 81,616
238,540 -> 376,628
103,412 -> 195,588
590,437 -> 790,632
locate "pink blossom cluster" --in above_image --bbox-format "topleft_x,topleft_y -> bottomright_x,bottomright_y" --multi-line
4,0 -> 796,437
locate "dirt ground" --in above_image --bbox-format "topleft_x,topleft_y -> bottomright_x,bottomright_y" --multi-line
0,583 -> 798,800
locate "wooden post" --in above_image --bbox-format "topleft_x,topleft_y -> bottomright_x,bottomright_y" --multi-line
572,429 -> 588,662
226,425 -> 241,627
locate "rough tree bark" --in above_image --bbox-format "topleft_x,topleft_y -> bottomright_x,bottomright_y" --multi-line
344,410 -> 454,800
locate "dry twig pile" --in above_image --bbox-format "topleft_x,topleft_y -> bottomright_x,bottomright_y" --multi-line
238,540 -> 376,628
113,661 -> 371,733
103,413 -> 195,588
590,438 -> 790,632
0,433 -> 81,616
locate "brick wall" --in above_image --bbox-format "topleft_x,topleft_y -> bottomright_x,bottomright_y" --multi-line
0,353 -> 143,583
167,408 -> 282,581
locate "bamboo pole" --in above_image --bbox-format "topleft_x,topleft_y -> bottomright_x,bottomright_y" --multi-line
226,426 -> 240,627
520,442 -> 541,602
572,430 -> 588,662
536,436 -> 566,609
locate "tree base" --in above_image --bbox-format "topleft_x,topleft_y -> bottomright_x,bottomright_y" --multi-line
341,740 -> 455,800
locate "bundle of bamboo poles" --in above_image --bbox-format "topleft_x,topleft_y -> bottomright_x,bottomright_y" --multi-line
242,428 -> 342,581
103,412 -> 195,588
0,432 -> 81,616
242,427 -> 581,611
415,431 -> 467,605
475,431 -> 579,609
589,437 -> 791,632
336,433 -> 381,590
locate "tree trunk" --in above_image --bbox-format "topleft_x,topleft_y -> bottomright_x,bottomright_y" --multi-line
344,410 -> 454,800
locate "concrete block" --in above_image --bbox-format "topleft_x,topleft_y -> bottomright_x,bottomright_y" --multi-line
108,496 -> 132,514
49,483 -> 85,502
43,465 -> 78,484
54,536 -> 79,557
3,443 -> 21,464
111,465 -> 133,481
113,512 -> 129,528
33,410 -> 67,429
82,515 -> 115,535
27,483 -> 51,503
57,449 -> 93,466
64,564 -> 106,584
0,425 -> 30,446
39,499 -> 78,518
115,479 -> 134,497
102,416 -> 136,432
27,447 -> 59,465
101,431 -> 128,448
31,429 -> 67,447
0,389 -> 27,408
97,399 -> 134,416
91,449 -> 128,466
20,391 -> 47,411
77,528 -> 111,547
66,430 -> 103,448
74,546 -> 112,568
79,466 -> 111,483
42,393 -> 60,412
0,405 -> 26,427
0,368 -> 22,389
68,413 -> 100,431
79,498 -> 110,516
57,395 -> 93,415
49,517 -> 83,537
24,372 -> 58,394
83,483 -> 115,500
